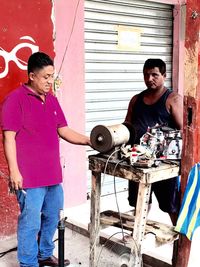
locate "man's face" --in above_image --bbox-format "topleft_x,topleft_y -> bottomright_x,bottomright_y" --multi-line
143,67 -> 166,90
29,65 -> 54,95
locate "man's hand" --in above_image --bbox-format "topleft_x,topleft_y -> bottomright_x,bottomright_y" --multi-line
9,171 -> 23,191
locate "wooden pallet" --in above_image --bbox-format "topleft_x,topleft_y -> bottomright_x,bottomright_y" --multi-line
100,210 -> 179,245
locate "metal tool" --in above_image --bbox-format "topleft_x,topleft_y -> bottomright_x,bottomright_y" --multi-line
90,123 -> 130,153
58,209 -> 66,267
140,125 -> 182,160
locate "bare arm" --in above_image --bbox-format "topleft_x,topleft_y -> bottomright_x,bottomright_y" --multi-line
166,93 -> 183,130
124,95 -> 138,123
3,131 -> 23,190
58,126 -> 91,146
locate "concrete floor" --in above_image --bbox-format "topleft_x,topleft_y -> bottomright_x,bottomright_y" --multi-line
1,191 -> 199,267
0,228 -> 90,267
0,191 -> 176,267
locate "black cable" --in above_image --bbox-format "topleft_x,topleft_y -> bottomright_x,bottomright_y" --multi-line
96,231 -> 128,266
90,150 -> 121,256
0,235 -> 61,259
113,159 -> 127,243
0,235 -> 62,259
0,247 -> 17,258
112,157 -> 144,267
56,0 -> 81,77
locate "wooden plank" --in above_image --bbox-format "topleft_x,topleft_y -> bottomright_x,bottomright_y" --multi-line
88,155 -> 180,184
143,254 -> 171,267
133,182 -> 152,266
89,171 -> 101,267
100,210 -> 179,244
133,183 -> 151,243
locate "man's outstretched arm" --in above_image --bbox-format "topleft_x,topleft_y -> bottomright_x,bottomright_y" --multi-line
58,126 -> 91,146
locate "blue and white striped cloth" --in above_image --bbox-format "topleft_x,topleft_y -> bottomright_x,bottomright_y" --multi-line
175,163 -> 200,240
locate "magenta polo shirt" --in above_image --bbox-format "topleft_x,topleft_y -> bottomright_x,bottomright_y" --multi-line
1,84 -> 68,188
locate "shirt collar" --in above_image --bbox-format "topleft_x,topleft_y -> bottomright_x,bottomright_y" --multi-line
22,84 -> 48,100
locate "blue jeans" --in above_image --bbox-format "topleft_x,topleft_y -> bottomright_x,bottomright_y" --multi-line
16,185 -> 64,267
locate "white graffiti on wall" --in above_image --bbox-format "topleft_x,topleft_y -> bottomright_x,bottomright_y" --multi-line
0,36 -> 39,79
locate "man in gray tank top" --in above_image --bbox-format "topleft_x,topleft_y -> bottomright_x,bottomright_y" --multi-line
124,58 -> 183,225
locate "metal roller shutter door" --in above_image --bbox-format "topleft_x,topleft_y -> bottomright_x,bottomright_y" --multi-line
85,0 -> 173,195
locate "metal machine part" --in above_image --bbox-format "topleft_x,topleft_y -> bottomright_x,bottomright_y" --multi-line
90,123 -> 130,153
58,210 -> 66,267
118,126 -> 182,167
140,126 -> 182,160
90,123 -> 182,167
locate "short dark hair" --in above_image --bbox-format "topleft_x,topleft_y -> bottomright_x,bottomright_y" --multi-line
143,58 -> 166,75
27,52 -> 54,74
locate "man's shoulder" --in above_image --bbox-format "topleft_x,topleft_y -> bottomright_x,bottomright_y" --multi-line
167,90 -> 182,100
166,89 -> 183,111
1,86 -> 26,115
132,90 -> 147,101
4,85 -> 25,100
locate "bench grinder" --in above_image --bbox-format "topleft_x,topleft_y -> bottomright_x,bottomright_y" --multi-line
90,122 -> 135,155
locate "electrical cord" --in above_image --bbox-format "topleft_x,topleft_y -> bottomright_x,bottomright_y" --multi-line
90,149 -> 121,255
0,233 -> 62,259
0,247 -> 17,258
0,236 -> 63,259
112,159 -> 143,267
102,148 -> 121,188
56,0 -> 81,78
113,159 -> 127,243
93,153 -> 143,266
96,230 -> 142,267
96,231 -> 130,266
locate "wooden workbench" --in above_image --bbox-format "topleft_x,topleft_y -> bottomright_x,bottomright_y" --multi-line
88,154 -> 180,267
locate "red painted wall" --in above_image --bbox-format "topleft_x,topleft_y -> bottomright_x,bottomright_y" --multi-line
0,1 -> 54,238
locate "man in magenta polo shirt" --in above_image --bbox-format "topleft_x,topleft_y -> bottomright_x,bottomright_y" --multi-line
1,52 -> 91,267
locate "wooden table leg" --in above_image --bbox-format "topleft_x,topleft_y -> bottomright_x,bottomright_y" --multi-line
89,171 -> 101,267
132,182 -> 151,267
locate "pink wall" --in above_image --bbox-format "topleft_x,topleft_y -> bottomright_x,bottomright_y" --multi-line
173,4 -> 186,95
54,0 -> 87,208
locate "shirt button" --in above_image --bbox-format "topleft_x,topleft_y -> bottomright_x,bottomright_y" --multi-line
42,102 -> 44,105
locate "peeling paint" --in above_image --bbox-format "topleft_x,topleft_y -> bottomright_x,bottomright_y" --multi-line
184,44 -> 198,97
51,0 -> 56,42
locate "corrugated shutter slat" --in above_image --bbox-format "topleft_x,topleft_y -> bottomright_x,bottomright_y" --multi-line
85,0 -> 173,194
